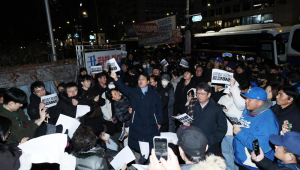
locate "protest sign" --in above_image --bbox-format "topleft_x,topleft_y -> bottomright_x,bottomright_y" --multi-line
173,113 -> 193,124
119,123 -> 126,141
85,50 -> 123,75
180,59 -> 189,68
121,51 -> 127,58
139,141 -> 150,159
161,132 -> 178,145
138,29 -> 182,46
211,69 -> 233,85
106,58 -> 121,72
160,59 -> 169,67
41,93 -> 58,108
18,134 -> 67,164
56,114 -> 80,138
110,146 -> 135,170
76,105 -> 90,118
90,66 -> 103,74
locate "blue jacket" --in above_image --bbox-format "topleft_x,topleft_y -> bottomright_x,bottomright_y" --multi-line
233,101 -> 279,170
114,78 -> 163,152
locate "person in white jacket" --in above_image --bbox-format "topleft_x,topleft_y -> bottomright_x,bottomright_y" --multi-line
229,78 -> 252,111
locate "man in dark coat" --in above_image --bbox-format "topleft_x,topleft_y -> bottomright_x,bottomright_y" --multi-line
191,82 -> 227,156
271,86 -> 300,133
110,71 -> 163,152
27,81 -> 54,124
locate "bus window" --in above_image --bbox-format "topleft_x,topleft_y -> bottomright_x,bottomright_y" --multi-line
261,43 -> 274,61
291,29 -> 300,53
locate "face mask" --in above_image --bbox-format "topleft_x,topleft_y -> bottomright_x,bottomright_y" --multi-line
108,84 -> 115,89
147,64 -> 150,68
142,65 -> 147,69
102,133 -> 110,141
161,80 -> 168,86
252,71 -> 259,75
257,80 -> 263,86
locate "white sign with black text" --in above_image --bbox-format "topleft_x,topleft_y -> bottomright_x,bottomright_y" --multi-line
179,59 -> 189,68
106,58 -> 121,72
160,59 -> 169,67
173,113 -> 193,124
211,69 -> 233,85
41,93 -> 58,108
90,66 -> 103,74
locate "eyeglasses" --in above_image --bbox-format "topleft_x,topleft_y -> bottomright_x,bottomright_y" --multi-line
197,92 -> 208,96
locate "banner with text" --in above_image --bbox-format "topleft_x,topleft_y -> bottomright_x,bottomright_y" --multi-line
138,29 -> 182,46
85,50 -> 125,75
211,69 -> 233,85
126,15 -> 176,36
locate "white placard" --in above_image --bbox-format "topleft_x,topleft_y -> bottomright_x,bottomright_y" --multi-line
225,113 -> 245,127
160,59 -> 169,67
18,134 -> 67,164
121,51 -> 127,58
161,132 -> 178,145
56,114 -> 81,138
211,69 -> 233,85
132,164 -> 148,170
90,66 -> 103,74
173,113 -> 193,124
139,141 -> 150,159
224,84 -> 230,94
107,58 -> 121,72
76,105 -> 90,118
41,93 -> 58,108
110,146 -> 135,170
179,59 -> 189,68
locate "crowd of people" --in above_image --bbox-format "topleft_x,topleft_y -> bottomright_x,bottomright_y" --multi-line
1,49 -> 300,170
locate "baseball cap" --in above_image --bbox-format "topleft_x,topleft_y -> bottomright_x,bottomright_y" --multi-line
34,124 -> 63,138
161,74 -> 170,81
269,131 -> 300,156
241,87 -> 267,101
215,57 -> 222,63
177,126 -> 208,158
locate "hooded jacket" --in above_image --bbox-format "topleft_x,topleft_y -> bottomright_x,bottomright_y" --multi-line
255,157 -> 300,170
233,100 -> 279,170
113,95 -> 131,127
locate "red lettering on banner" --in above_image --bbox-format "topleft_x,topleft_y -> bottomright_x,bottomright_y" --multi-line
104,55 -> 110,63
117,54 -> 122,62
134,23 -> 158,33
97,56 -> 104,65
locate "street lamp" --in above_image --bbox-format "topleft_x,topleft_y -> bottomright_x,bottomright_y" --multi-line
67,21 -> 70,24
166,13 -> 170,16
83,11 -> 87,15
132,20 -> 135,23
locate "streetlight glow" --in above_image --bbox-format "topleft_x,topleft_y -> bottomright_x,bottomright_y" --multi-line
67,21 -> 70,24
132,20 -> 135,23
83,11 -> 87,15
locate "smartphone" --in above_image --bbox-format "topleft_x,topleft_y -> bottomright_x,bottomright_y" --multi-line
287,121 -> 292,131
252,139 -> 260,156
153,137 -> 168,160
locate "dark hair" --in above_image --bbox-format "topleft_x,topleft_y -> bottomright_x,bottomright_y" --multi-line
139,73 -> 150,81
57,82 -> 65,89
95,72 -> 107,80
196,82 -> 212,94
171,70 -> 181,77
106,88 -> 118,102
237,63 -> 246,71
0,116 -> 17,156
284,147 -> 300,165
185,152 -> 205,163
30,81 -> 45,93
64,82 -> 78,90
269,83 -> 280,101
288,74 -> 300,84
3,88 -> 27,105
72,126 -> 97,153
269,75 -> 284,87
79,67 -> 87,74
0,88 -> 7,98
279,86 -> 299,102
78,75 -> 91,83
196,65 -> 204,70
150,75 -> 160,83
238,79 -> 251,91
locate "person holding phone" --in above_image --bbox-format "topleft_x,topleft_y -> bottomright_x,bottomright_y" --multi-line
233,87 -> 279,170
251,132 -> 300,170
110,71 -> 163,154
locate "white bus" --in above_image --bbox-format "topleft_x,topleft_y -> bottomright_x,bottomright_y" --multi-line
192,23 -> 300,65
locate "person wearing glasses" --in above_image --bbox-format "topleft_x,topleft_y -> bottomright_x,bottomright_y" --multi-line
189,82 -> 227,156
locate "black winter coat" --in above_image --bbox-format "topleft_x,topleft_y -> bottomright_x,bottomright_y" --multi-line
191,98 -> 227,155
114,78 -> 163,152
271,103 -> 300,133
113,96 -> 131,127
174,78 -> 196,115
27,92 -> 56,124
155,83 -> 174,132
